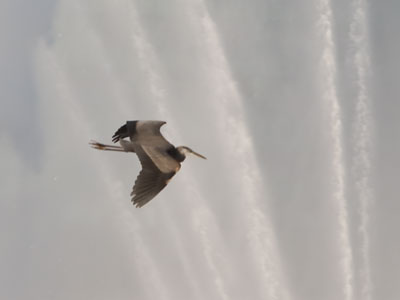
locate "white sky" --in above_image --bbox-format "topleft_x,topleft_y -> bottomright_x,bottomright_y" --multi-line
1,1 -> 399,299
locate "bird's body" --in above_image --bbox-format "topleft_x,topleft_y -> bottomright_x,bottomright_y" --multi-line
90,120 -> 206,207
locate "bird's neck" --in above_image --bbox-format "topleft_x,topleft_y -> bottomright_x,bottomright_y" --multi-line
167,146 -> 186,162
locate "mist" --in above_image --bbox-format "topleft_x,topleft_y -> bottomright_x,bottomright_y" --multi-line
1,0 -> 399,299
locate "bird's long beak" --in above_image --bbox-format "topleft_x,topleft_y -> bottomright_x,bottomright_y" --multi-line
191,150 -> 207,159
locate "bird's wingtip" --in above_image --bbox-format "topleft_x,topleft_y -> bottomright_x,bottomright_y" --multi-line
133,200 -> 144,208
112,124 -> 128,143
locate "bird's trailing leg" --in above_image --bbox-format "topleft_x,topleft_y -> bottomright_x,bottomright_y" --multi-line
89,140 -> 125,152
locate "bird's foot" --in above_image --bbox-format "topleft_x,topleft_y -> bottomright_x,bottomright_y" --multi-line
89,140 -> 106,150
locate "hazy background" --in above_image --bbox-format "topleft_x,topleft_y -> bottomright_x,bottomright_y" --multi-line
1,0 -> 399,299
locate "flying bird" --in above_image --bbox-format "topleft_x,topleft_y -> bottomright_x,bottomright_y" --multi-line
90,120 -> 206,207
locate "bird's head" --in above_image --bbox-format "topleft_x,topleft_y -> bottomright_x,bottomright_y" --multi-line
176,146 -> 207,161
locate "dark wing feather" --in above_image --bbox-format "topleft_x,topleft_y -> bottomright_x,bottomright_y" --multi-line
112,121 -> 138,143
112,124 -> 128,143
131,146 -> 176,207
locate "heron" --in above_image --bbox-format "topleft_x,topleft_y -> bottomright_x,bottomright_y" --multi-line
90,120 -> 206,207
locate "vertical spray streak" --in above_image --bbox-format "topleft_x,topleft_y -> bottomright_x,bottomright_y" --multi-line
126,3 -> 231,299
99,170 -> 172,300
317,1 -> 354,299
188,1 -> 290,299
192,203 -> 230,300
349,0 -> 373,299
126,1 -> 167,116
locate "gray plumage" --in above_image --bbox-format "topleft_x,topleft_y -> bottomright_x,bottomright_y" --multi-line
90,120 -> 206,207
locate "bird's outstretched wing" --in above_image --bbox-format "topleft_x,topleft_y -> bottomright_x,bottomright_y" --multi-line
131,146 -> 176,207
112,120 -> 167,144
